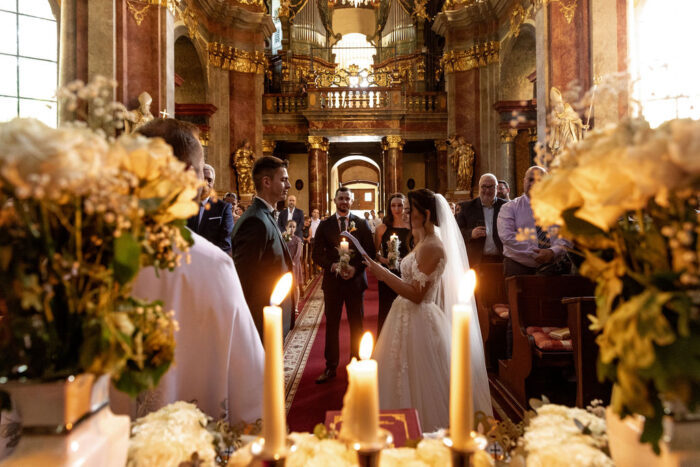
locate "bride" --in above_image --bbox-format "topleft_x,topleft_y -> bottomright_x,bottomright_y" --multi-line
363,189 -> 492,432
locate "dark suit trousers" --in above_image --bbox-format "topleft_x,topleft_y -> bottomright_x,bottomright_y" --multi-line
323,286 -> 365,371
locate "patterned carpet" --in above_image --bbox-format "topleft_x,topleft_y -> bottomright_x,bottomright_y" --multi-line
283,277 -> 325,413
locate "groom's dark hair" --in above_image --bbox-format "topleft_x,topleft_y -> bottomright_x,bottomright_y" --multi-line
408,189 -> 440,227
253,156 -> 288,192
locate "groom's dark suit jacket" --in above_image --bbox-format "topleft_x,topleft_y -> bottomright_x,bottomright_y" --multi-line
187,198 -> 234,253
312,213 -> 376,293
231,198 -> 293,340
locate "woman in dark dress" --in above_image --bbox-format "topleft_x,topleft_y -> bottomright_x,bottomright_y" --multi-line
374,193 -> 411,335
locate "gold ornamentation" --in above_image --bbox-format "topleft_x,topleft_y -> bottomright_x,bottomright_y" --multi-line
449,135 -> 475,192
314,65 -> 394,88
499,129 -> 515,143
307,136 -> 329,151
126,0 -> 151,25
262,139 -> 276,155
510,3 -> 527,38
434,140 -> 448,152
208,42 -> 267,74
413,0 -> 430,21
534,0 -> 577,24
235,0 -> 265,7
232,140 -> 256,195
442,0 -> 478,12
440,41 -> 499,74
384,135 -> 404,150
528,127 -> 538,143
277,0 -> 291,17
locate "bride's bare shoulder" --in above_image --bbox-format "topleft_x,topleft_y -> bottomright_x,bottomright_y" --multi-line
415,237 -> 445,265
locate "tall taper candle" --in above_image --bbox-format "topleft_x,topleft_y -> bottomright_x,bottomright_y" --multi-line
449,270 -> 477,452
262,273 -> 293,458
340,332 -> 379,444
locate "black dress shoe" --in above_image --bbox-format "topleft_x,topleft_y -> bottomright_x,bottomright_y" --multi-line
315,369 -> 336,384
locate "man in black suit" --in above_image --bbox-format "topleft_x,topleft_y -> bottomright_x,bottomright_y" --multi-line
312,186 -> 376,383
277,194 -> 304,238
187,164 -> 234,253
456,173 -> 507,265
231,156 -> 294,340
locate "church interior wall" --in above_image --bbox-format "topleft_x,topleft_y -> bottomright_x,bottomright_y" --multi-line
402,152 -> 426,192
287,153 -> 310,212
175,37 -> 207,103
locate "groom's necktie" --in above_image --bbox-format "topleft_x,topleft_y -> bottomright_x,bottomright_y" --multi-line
535,225 -> 551,249
339,216 -> 347,232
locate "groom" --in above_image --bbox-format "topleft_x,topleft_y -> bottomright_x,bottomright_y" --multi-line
312,187 -> 376,383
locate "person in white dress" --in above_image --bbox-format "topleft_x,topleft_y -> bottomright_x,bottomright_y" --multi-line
110,119 -> 264,425
363,189 -> 492,432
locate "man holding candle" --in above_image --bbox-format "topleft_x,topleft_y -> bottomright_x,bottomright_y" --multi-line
231,156 -> 294,340
312,186 -> 376,383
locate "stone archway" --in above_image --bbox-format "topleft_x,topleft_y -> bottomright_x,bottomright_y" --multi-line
330,155 -> 381,216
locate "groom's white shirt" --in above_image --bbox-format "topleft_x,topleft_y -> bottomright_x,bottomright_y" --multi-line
111,231 -> 264,425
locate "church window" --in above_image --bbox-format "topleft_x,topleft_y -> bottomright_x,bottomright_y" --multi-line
629,0 -> 700,127
0,0 -> 58,127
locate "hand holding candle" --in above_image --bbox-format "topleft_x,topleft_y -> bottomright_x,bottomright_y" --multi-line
450,270 -> 477,452
262,273 -> 293,458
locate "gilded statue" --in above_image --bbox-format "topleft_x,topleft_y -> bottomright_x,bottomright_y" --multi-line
233,140 -> 256,195
129,91 -> 154,133
449,136 -> 475,193
548,87 -> 587,156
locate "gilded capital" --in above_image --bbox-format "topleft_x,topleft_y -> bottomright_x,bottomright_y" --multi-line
434,139 -> 448,152
307,136 -> 329,151
262,139 -> 276,154
384,135 -> 405,150
499,129 -> 515,143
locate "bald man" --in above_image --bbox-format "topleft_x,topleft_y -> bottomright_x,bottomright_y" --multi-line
277,194 -> 304,238
456,173 -> 508,265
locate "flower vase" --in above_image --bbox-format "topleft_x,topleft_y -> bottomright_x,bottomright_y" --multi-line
0,374 -> 129,466
606,407 -> 700,467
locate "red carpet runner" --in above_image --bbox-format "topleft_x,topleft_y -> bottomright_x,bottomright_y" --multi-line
287,273 -> 379,432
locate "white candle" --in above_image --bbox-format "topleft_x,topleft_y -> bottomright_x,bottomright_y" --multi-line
262,273 -> 293,458
340,238 -> 350,253
340,332 -> 380,444
450,270 -> 476,451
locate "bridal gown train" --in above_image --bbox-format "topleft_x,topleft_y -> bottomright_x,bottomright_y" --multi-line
372,251 -> 451,432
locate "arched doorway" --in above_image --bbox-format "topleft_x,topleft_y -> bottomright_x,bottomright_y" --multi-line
330,155 -> 380,217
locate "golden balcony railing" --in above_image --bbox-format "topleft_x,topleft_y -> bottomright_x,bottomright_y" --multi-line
263,90 -> 446,114
318,87 -> 392,110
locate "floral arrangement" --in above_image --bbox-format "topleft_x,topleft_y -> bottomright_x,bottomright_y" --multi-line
386,234 -> 401,270
127,402 -> 217,466
227,431 -> 494,467
512,402 -> 612,467
349,220 -> 357,232
530,118 -> 700,450
0,78 -> 200,398
336,245 -> 353,276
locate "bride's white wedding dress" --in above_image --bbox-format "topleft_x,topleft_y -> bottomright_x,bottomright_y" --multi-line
373,250 -> 451,432
372,194 -> 492,433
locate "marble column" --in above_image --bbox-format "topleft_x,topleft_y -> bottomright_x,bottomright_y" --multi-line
434,140 -> 448,195
308,136 -> 329,215
382,136 -> 404,203
499,129 -> 516,185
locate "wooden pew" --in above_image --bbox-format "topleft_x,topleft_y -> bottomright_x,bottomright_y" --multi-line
473,263 -> 508,371
564,297 -> 612,408
496,275 -> 595,416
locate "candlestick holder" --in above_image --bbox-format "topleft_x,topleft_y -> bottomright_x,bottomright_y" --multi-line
249,436 -> 296,466
343,428 -> 393,467
442,430 -> 487,467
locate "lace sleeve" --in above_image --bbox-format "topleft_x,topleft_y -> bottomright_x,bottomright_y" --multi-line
410,259 -> 432,288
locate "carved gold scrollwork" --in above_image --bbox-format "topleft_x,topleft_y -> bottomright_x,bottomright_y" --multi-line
207,42 -> 268,74
413,0 -> 430,21
262,140 -> 277,154
314,65 -> 394,88
534,0 -> 578,24
385,135 -> 404,150
307,136 -> 329,151
510,3 -> 527,38
126,0 -> 180,25
442,0 -> 479,12
499,129 -> 515,143
440,41 -> 499,75
434,140 -> 448,152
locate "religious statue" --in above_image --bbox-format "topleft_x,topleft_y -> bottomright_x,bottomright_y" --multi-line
232,140 -> 256,195
449,135 -> 475,193
129,91 -> 155,133
548,86 -> 588,157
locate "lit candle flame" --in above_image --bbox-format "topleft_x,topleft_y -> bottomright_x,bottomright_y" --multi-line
359,332 -> 374,360
457,269 -> 477,304
270,272 -> 293,306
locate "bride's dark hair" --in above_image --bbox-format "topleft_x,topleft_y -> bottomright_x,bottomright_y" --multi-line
407,189 -> 440,227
